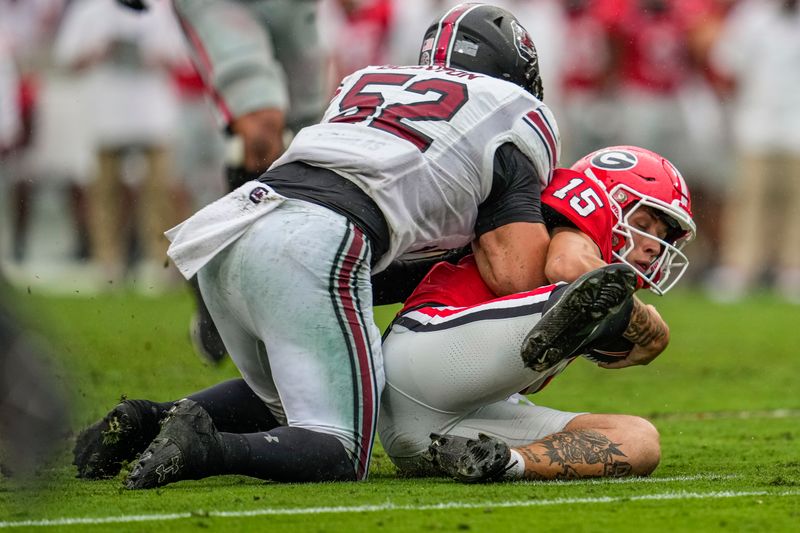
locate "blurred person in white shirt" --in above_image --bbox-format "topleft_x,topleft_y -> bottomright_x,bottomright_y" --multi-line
54,0 -> 185,290
0,0 -> 77,264
708,0 -> 800,303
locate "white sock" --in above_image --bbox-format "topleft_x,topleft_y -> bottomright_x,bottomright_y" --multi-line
502,449 -> 526,480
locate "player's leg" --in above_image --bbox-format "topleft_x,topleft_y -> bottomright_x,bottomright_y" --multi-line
424,397 -> 580,481
715,153 -> 770,293
172,0 -> 290,362
379,285 -> 568,476
377,380 -> 460,477
128,202 -> 382,488
124,295 -> 286,488
172,0 -> 289,186
222,204 -> 382,482
89,147 -> 125,282
113,286 -> 287,482
9,179 -> 32,263
520,263 -> 638,371
135,145 -> 173,289
73,378 -> 279,479
385,285 -> 564,415
430,403 -> 660,482
775,154 -> 800,301
75,292 -> 282,480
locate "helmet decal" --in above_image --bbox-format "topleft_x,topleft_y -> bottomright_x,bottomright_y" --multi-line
511,19 -> 537,63
454,38 -> 479,57
419,37 -> 434,65
590,150 -> 638,171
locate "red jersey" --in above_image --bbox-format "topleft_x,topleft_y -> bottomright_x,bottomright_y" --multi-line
612,0 -> 715,93
540,168 -> 616,263
329,0 -> 392,82
401,169 -> 617,312
561,0 -> 618,94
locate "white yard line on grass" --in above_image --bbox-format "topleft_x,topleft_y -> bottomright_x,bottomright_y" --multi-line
650,408 -> 800,421
510,473 -> 738,487
2,488 -> 798,529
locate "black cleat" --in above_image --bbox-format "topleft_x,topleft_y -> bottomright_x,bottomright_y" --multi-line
425,432 -> 474,476
428,433 -> 514,483
521,264 -> 637,372
73,400 -> 159,479
125,399 -> 222,490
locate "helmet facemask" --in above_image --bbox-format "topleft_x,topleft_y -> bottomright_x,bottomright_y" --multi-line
610,185 -> 695,295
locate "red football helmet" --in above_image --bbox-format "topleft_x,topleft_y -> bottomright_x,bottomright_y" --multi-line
571,146 -> 696,295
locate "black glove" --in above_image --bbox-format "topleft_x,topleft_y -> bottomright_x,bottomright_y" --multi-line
116,0 -> 150,11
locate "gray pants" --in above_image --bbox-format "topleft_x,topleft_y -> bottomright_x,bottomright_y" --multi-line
197,200 -> 384,480
172,0 -> 325,131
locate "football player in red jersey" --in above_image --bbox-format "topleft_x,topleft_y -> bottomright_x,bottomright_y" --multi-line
381,146 -> 696,482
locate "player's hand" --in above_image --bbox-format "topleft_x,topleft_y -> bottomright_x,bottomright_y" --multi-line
599,299 -> 669,369
116,0 -> 150,11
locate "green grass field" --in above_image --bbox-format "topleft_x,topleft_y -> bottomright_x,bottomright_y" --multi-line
1,288 -> 799,531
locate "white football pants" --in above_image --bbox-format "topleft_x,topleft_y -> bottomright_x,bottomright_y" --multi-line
378,286 -> 582,475
198,199 -> 384,480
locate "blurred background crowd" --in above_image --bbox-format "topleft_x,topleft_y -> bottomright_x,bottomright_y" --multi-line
0,0 -> 798,303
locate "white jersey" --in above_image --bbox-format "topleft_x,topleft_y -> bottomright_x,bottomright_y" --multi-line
271,64 -> 560,271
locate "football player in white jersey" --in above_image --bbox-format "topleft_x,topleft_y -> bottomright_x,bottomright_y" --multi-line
379,146 -> 695,482
73,3 -> 561,488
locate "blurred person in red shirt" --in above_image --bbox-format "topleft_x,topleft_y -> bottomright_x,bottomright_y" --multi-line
320,0 -> 393,92
604,0 -> 730,281
555,0 -> 620,166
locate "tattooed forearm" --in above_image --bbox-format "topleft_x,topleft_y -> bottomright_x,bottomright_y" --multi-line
516,430 -> 632,480
623,299 -> 668,347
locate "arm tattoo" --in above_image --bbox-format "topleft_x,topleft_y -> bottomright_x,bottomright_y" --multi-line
623,300 -> 667,347
519,430 -> 632,480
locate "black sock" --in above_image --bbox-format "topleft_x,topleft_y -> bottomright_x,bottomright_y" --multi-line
127,399 -> 170,439
219,427 -> 356,482
185,379 -> 279,433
